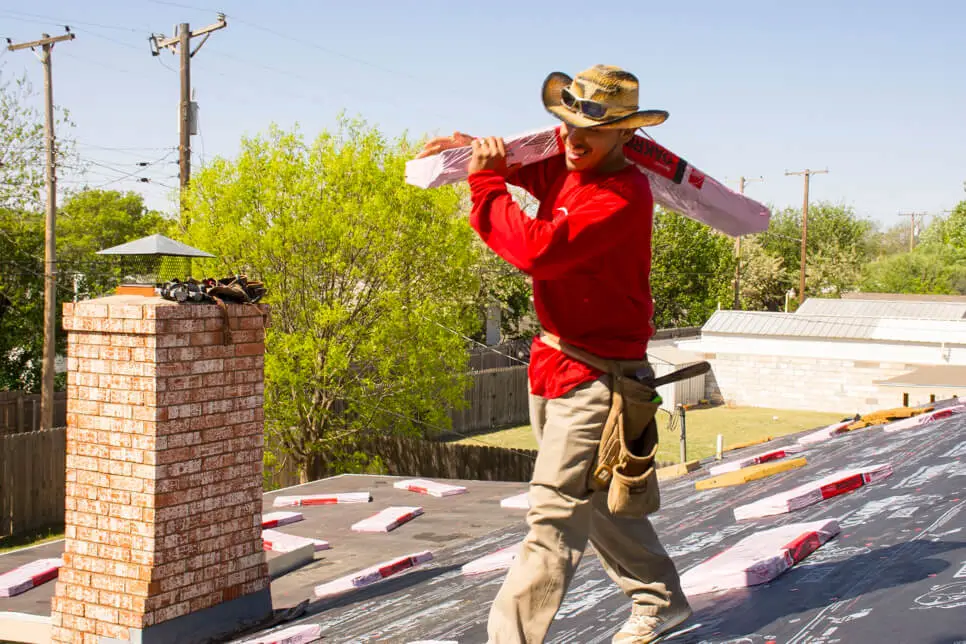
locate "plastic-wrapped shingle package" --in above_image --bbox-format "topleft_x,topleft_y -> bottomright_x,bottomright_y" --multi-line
681,520 -> 840,596
405,126 -> 771,237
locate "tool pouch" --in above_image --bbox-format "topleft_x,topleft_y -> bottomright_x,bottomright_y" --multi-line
596,372 -> 662,518
539,333 -> 662,518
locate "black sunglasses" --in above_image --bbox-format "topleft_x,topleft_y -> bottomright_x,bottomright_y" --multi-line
560,87 -> 608,120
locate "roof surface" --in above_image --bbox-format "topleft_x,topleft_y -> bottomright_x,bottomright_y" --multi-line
647,344 -> 705,366
3,411 -> 966,643
96,234 -> 215,257
797,297 -> 966,320
702,309 -> 966,345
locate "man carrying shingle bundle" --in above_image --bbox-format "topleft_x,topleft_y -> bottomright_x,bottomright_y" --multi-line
416,65 -> 692,643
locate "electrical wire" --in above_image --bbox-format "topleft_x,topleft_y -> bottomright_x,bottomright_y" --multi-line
403,306 -> 529,367
86,149 -> 176,188
0,9 -> 145,33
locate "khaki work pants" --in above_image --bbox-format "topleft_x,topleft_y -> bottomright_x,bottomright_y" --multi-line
486,376 -> 689,644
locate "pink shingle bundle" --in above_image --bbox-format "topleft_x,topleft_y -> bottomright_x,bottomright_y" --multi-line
393,478 -> 467,497
238,624 -> 322,644
708,445 -> 806,476
404,126 -> 771,236
313,551 -> 434,599
733,463 -> 893,520
681,520 -> 840,596
884,404 -> 966,433
461,544 -> 521,576
0,557 -> 64,597
261,529 -> 330,553
261,511 -> 304,529
406,127 -> 560,190
499,492 -> 529,510
272,492 -> 372,507
797,420 -> 852,445
351,506 -> 423,533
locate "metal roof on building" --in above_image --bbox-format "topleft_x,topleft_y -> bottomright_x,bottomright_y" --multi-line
797,297 -> 966,320
702,309 -> 966,345
647,344 -> 705,366
843,291 -> 966,303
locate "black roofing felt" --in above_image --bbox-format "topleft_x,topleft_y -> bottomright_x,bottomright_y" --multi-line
256,411 -> 966,643
2,407 -> 965,643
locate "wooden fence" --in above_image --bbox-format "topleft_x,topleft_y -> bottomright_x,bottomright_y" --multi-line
263,433 -> 537,490
0,391 -> 67,434
468,339 -> 531,371
0,427 -> 66,538
449,366 -> 529,435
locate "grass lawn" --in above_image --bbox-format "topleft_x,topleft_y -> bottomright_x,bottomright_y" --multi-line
454,406 -> 847,464
0,528 -> 63,555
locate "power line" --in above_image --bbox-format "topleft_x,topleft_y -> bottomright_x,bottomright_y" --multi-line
0,9 -> 144,34
75,142 -> 175,152
60,50 -> 141,76
144,0 -> 517,119
84,149 -> 177,188
60,27 -> 147,54
405,306 -> 529,367
144,0 -> 424,80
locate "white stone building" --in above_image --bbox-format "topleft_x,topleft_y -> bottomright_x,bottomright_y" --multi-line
674,295 -> 966,415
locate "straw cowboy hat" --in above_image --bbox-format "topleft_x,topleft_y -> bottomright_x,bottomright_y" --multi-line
542,65 -> 669,129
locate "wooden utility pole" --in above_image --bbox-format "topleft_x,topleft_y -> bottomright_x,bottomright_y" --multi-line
7,29 -> 75,430
149,15 -> 226,210
733,176 -> 763,309
898,212 -> 926,252
785,168 -> 828,304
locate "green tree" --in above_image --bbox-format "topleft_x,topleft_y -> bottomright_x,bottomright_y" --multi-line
860,196 -> 966,295
0,67 -> 74,210
0,65 -> 77,391
917,214 -> 949,249
738,235 -> 789,311
934,200 -> 966,249
468,186 -> 539,343
761,202 -> 874,298
651,209 -> 735,328
869,222 -> 911,258
183,120 -> 480,479
860,249 -> 966,295
0,191 -> 170,392
0,209 -> 47,391
57,190 -> 173,298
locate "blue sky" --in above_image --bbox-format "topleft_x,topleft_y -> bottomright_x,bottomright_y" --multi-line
2,0 -> 964,229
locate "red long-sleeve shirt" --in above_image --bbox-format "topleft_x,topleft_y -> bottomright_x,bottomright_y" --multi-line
468,155 -> 655,399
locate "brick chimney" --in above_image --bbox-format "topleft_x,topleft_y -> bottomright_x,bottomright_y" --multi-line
51,295 -> 272,644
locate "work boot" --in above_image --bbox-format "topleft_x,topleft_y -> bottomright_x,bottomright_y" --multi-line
612,603 -> 692,643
